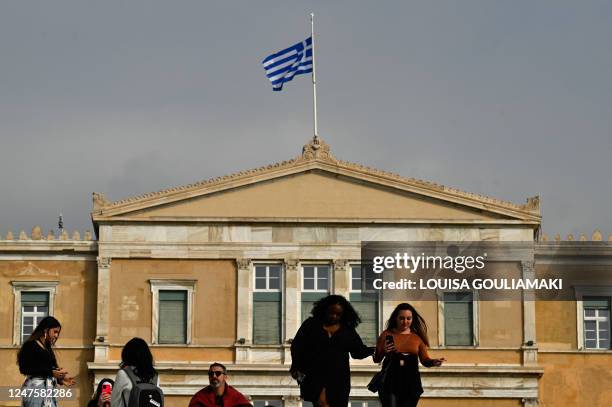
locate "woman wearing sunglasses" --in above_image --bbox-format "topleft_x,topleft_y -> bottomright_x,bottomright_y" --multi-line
290,295 -> 374,407
111,337 -> 160,407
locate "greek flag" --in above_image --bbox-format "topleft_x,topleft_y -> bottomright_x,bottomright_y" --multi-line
262,37 -> 313,91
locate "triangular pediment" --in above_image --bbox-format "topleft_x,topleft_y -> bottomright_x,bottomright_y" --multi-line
92,138 -> 541,225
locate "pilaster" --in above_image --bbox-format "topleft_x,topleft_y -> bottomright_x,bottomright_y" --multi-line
235,258 -> 253,352
94,256 -> 111,362
333,259 -> 350,298
284,259 -> 300,340
521,260 -> 538,365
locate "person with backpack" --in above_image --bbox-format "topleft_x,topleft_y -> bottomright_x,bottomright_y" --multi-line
188,363 -> 252,407
111,338 -> 164,407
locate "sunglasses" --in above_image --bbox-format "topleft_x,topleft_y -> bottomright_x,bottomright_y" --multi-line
208,371 -> 225,377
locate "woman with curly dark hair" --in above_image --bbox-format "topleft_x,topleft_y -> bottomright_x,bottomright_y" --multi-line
290,294 -> 374,407
374,303 -> 445,407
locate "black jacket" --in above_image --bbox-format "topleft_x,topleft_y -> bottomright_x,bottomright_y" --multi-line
290,317 -> 373,407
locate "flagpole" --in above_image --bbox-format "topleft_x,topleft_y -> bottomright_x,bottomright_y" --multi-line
310,13 -> 319,140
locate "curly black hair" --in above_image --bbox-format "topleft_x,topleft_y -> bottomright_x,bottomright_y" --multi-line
310,294 -> 361,329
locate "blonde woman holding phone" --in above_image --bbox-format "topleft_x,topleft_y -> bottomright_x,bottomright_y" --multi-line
374,303 -> 445,407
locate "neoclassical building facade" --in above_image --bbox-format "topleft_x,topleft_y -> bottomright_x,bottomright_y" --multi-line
1,138 -> 610,407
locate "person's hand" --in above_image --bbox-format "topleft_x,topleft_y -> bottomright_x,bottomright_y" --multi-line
384,342 -> 397,353
99,391 -> 111,406
61,376 -> 76,386
431,358 -> 445,367
52,368 -> 67,380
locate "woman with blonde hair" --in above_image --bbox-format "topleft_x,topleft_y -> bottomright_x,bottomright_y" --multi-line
374,303 -> 445,407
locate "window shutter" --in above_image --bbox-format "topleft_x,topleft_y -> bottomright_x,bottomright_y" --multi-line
159,290 -> 187,344
253,292 -> 281,344
354,301 -> 377,346
584,298 -> 609,309
301,292 -> 327,322
301,301 -> 314,323
350,293 -> 378,346
444,292 -> 473,346
22,292 -> 49,306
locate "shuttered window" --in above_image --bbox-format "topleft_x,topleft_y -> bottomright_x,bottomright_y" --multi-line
584,297 -> 610,349
352,298 -> 378,346
21,292 -> 49,343
253,292 -> 282,344
351,265 -> 379,346
158,290 -> 187,344
301,265 -> 330,322
253,265 -> 283,345
444,292 -> 474,346
301,292 -> 328,322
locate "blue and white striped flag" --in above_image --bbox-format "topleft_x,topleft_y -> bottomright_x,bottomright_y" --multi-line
262,37 -> 313,91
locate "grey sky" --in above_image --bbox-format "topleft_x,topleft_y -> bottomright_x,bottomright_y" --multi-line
1,1 -> 610,238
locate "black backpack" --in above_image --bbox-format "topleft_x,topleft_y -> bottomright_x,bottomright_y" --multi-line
122,367 -> 164,407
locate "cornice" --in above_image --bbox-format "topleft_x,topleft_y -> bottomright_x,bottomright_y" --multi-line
0,240 -> 97,253
535,241 -> 612,257
91,137 -> 541,223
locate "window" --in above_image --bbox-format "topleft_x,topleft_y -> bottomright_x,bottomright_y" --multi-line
350,265 -> 379,346
303,265 -> 330,291
11,281 -> 58,345
350,264 -> 376,292
255,264 -> 282,291
253,265 -> 282,344
583,297 -> 610,349
301,265 -> 330,322
442,292 -> 476,346
159,290 -> 187,344
149,280 -> 196,345
21,292 -> 49,343
252,400 -> 282,407
575,287 -> 612,350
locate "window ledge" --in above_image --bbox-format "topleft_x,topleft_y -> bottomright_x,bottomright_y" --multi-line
538,349 -> 612,354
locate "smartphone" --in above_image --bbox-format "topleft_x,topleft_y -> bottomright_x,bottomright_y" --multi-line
101,383 -> 112,395
385,334 -> 394,345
